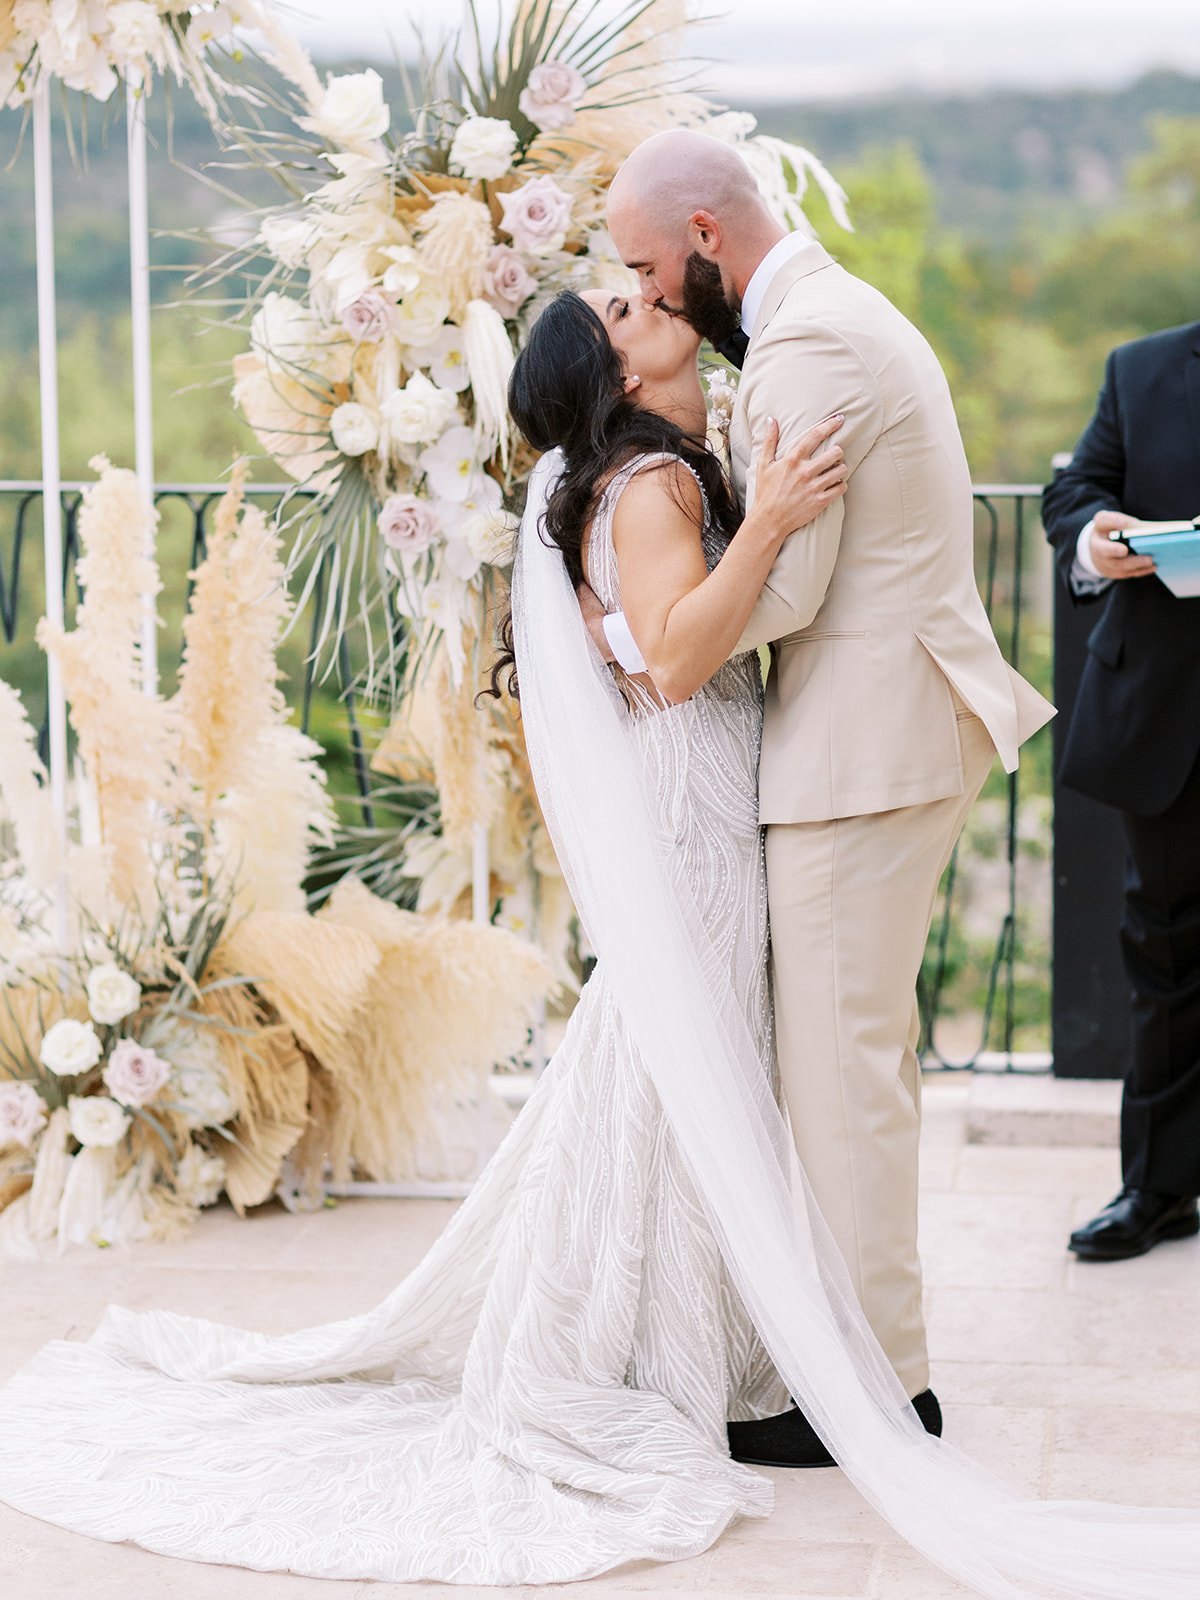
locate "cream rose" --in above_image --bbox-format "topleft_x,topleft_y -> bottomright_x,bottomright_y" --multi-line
464,507 -> 518,567
173,1144 -> 226,1208
68,1094 -> 130,1149
381,372 -> 459,446
102,1038 -> 171,1108
0,1081 -> 48,1149
161,1026 -> 237,1129
39,1018 -> 102,1077
378,494 -> 441,555
106,1 -> 167,68
304,69 -> 389,147
330,402 -> 379,457
85,963 -> 141,1025
518,61 -> 586,132
449,116 -> 518,181
497,175 -> 573,257
393,280 -> 452,348
481,244 -> 536,317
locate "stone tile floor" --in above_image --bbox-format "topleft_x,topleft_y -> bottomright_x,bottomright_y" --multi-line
2,1078 -> 1198,1600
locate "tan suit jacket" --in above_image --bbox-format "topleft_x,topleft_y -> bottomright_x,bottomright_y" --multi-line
731,239 -> 1054,824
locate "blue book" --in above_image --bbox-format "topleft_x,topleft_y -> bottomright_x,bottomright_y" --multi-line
1110,520 -> 1200,599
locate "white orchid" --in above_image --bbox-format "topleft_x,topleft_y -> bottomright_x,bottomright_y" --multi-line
419,427 -> 489,503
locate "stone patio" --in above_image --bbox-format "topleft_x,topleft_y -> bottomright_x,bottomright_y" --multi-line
2,1075 -> 1198,1600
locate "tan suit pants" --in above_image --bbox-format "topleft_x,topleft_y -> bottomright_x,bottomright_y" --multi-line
765,707 -> 995,1398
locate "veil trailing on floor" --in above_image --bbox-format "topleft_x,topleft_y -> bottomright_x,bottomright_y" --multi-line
512,447 -> 1200,1600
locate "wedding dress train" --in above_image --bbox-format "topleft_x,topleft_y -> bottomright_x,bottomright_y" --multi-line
0,454 -> 788,1585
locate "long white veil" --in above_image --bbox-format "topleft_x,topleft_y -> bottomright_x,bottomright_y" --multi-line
512,447 -> 1200,1600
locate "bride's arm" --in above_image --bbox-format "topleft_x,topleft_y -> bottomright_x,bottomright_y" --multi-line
612,421 -> 845,705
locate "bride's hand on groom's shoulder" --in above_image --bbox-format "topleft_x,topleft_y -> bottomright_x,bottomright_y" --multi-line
753,414 -> 848,544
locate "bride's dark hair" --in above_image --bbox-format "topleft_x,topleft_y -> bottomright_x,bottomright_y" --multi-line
485,290 -> 737,698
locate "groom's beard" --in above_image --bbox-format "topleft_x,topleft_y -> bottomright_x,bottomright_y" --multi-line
670,253 -> 742,348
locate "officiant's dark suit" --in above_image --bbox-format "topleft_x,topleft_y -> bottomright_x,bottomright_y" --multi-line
1043,320 -> 1200,1260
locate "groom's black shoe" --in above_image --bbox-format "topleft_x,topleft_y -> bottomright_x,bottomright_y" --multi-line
727,1388 -> 942,1469
1068,1188 -> 1199,1262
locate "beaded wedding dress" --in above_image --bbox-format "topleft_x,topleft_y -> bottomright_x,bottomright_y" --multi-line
0,454 -> 788,1585
1,450 -> 1198,1598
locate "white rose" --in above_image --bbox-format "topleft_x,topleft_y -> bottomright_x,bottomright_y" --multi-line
463,507 -> 518,567
160,1026 -> 237,1129
0,1081 -> 48,1149
518,61 -> 586,132
39,1018 -> 102,1077
330,402 -> 379,457
173,1143 -> 226,1207
304,69 -> 389,147
105,1 -> 166,67
381,372 -> 459,446
449,116 -> 518,181
102,1038 -> 171,1108
68,1094 -> 130,1149
393,280 -> 452,348
258,212 -> 313,271
85,963 -> 141,1025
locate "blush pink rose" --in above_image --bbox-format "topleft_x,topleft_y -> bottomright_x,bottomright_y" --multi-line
481,244 -> 537,317
497,175 -> 573,257
102,1038 -> 171,1108
0,1081 -> 48,1149
378,494 -> 441,554
518,61 -> 586,132
341,290 -> 396,343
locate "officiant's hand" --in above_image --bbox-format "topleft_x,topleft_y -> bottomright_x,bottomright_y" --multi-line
1089,511 -> 1156,580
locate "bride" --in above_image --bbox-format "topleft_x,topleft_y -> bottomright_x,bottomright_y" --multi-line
0,286 -> 1197,1600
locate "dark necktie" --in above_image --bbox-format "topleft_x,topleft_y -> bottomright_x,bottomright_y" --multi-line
714,327 -> 750,371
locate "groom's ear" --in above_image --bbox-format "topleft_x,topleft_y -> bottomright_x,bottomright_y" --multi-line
687,210 -> 722,258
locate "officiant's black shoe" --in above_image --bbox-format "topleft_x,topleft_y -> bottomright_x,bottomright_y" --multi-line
1068,1188 -> 1199,1262
727,1389 -> 942,1469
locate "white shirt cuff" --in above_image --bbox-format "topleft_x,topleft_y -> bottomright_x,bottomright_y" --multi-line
601,611 -> 647,675
1069,517 -> 1112,595
1074,518 -> 1102,577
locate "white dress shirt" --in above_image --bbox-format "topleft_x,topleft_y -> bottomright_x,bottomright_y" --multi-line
601,234 -> 816,675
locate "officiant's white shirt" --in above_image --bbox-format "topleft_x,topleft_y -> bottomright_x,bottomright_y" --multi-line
601,233 -> 816,675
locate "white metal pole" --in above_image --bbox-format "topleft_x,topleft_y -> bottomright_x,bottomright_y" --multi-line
471,822 -> 490,923
126,73 -> 157,695
32,82 -> 70,952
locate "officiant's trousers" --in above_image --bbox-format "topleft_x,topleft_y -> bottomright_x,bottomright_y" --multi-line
765,706 -> 995,1399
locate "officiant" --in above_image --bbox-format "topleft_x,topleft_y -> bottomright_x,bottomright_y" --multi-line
1043,320 -> 1200,1263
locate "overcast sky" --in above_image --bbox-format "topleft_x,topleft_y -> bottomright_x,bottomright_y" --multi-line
285,0 -> 1200,101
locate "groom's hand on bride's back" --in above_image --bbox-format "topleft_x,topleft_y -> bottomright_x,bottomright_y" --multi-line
752,414 -> 848,543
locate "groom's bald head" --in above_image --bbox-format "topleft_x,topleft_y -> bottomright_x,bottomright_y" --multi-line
607,130 -> 784,337
608,130 -> 765,239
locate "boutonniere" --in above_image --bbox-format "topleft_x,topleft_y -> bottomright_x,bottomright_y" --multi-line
705,367 -> 738,442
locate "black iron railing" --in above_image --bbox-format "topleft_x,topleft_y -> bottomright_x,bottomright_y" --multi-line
0,480 -> 1055,1069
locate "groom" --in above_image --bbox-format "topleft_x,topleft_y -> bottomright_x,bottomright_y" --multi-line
592,131 -> 1054,1465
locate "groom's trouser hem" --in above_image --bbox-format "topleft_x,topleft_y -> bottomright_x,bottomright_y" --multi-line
765,712 -> 995,1400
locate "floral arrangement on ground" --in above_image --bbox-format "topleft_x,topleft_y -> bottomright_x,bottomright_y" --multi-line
0,459 -> 549,1256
